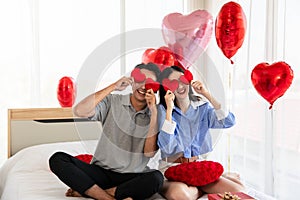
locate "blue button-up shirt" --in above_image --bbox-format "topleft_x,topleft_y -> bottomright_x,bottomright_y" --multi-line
157,100 -> 235,159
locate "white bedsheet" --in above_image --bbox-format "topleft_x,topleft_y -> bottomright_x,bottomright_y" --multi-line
0,141 -> 276,200
0,141 -> 98,200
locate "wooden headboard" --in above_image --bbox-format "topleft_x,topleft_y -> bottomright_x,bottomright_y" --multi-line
7,108 -> 101,157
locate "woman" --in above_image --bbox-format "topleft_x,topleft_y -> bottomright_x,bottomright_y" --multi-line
157,66 -> 244,200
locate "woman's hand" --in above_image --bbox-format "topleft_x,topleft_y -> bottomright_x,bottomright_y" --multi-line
114,76 -> 133,91
192,80 -> 221,109
164,90 -> 175,122
164,90 -> 175,110
191,80 -> 208,95
145,89 -> 157,113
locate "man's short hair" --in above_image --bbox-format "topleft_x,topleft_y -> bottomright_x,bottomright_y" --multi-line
135,63 -> 160,78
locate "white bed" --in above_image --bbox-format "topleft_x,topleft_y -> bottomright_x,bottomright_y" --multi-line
1,108 -> 276,200
1,108 -> 168,200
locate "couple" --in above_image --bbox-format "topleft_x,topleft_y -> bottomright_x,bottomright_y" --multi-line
49,63 -> 244,200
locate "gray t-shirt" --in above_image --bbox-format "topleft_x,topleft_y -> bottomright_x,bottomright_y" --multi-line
90,94 -> 152,173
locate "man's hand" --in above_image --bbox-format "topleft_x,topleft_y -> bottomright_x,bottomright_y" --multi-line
114,76 -> 133,91
145,89 -> 157,113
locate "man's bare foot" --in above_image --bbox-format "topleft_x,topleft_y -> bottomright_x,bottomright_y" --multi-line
65,188 -> 82,197
105,187 -> 132,200
105,187 -> 116,197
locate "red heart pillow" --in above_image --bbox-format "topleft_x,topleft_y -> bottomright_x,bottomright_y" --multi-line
74,154 -> 93,164
164,161 -> 224,186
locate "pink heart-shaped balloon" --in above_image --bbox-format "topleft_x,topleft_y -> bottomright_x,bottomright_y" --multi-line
251,62 -> 294,109
162,9 -> 213,69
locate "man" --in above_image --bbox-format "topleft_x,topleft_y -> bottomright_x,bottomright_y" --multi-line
49,63 -> 163,200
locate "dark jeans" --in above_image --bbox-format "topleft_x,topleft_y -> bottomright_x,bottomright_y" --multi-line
49,152 -> 163,200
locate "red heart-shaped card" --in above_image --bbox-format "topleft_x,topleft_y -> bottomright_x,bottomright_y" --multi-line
162,79 -> 179,92
131,68 -> 146,83
145,78 -> 160,92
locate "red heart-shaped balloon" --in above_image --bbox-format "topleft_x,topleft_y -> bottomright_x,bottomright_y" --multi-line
145,78 -> 160,92
57,76 -> 76,107
142,49 -> 157,64
174,59 -> 185,70
162,79 -> 179,92
162,9 -> 213,69
142,46 -> 176,71
251,62 -> 294,109
215,1 -> 247,63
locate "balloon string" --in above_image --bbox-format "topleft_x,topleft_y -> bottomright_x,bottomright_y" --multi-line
228,63 -> 233,111
246,0 -> 253,85
228,131 -> 231,173
283,0 -> 286,60
227,61 -> 233,173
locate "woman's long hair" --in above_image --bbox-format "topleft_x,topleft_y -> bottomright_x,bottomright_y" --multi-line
158,66 -> 200,109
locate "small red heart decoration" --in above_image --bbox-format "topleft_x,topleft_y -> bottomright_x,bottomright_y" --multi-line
145,78 -> 160,92
142,46 -> 176,71
251,61 -> 294,109
162,79 -> 179,92
164,161 -> 224,186
131,68 -> 146,82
